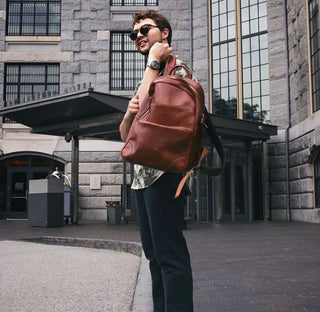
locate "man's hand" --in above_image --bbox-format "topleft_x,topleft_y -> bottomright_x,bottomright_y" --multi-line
120,94 -> 139,142
148,42 -> 173,62
125,94 -> 139,118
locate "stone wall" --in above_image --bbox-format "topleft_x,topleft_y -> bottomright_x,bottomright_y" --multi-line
267,0 -> 288,130
267,0 -> 289,219
287,0 -> 310,126
267,0 -> 320,222
65,157 -> 128,221
192,0 -> 210,107
160,1 -> 191,65
61,0 -> 112,94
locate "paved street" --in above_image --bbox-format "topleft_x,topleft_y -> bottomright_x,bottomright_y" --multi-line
0,220 -> 319,312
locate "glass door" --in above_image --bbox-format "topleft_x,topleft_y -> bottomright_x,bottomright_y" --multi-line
6,170 -> 28,219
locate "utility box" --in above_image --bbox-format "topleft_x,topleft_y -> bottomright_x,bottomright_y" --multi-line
28,179 -> 64,227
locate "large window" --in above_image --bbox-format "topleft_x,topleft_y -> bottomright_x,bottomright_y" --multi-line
111,0 -> 158,5
309,0 -> 320,112
6,0 -> 61,36
212,0 -> 237,119
4,63 -> 60,106
211,0 -> 270,123
110,32 -> 146,91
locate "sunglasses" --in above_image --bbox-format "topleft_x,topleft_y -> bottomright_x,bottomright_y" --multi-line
129,24 -> 160,41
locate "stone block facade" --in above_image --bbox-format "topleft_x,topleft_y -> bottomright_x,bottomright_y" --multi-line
1,0 -> 320,223
0,1 -> 198,221
268,0 -> 320,222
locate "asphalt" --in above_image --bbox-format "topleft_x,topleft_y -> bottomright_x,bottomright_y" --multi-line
0,219 -> 320,312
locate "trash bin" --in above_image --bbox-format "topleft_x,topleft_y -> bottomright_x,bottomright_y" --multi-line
106,201 -> 122,224
28,178 -> 64,227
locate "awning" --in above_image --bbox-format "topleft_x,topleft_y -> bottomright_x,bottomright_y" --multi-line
0,88 -> 277,142
212,115 -> 277,142
0,88 -> 128,141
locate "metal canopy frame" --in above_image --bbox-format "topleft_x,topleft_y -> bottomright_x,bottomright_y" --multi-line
0,89 -> 277,224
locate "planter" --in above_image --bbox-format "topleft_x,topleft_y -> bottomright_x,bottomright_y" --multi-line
106,202 -> 122,224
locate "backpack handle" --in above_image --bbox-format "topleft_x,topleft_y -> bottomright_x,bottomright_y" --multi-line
168,65 -> 192,79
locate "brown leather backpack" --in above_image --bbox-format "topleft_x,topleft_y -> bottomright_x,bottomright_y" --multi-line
121,55 -> 224,197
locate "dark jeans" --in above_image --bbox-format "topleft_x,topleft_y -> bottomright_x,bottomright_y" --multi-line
135,172 -> 193,312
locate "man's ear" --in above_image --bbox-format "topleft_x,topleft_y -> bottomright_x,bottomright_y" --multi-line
161,28 -> 169,42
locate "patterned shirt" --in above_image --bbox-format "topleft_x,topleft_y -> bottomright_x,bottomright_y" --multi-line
131,58 -> 196,190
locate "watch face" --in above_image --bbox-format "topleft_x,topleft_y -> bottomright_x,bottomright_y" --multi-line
149,60 -> 160,70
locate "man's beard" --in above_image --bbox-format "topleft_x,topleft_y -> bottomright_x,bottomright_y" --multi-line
140,49 -> 149,56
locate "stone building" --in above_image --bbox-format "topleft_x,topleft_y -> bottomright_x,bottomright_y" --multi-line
0,0 -> 319,223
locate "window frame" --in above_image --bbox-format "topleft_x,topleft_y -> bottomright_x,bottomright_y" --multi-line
4,63 -> 60,107
210,0 -> 270,123
307,0 -> 320,113
6,0 -> 61,36
110,31 -> 146,91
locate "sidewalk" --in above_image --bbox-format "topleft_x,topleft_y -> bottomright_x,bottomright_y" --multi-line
0,220 -> 320,312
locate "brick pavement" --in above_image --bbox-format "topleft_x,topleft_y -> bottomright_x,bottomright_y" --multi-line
184,221 -> 320,312
1,220 -> 319,312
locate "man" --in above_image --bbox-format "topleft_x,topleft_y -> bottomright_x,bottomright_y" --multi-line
120,10 -> 194,312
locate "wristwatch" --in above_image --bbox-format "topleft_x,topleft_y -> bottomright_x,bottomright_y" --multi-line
147,60 -> 160,70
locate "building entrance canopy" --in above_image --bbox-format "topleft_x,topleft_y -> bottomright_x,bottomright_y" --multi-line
0,88 -> 277,224
0,87 -> 277,143
0,88 -> 128,141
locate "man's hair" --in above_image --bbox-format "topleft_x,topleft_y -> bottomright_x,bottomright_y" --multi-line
132,10 -> 172,46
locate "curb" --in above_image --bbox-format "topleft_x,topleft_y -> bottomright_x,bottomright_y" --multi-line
131,252 -> 153,312
21,236 -> 142,256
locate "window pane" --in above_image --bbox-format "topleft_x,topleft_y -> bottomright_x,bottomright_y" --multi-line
243,83 -> 251,98
211,0 -> 271,119
229,71 -> 237,85
213,60 -> 220,73
221,73 -> 228,87
250,19 -> 259,33
229,56 -> 236,71
7,0 -> 61,36
5,64 -> 60,107
220,44 -> 228,58
220,27 -> 228,41
220,13 -> 227,27
252,81 -> 260,96
252,66 -> 260,81
250,5 -> 258,19
243,68 -> 251,83
309,0 -> 320,112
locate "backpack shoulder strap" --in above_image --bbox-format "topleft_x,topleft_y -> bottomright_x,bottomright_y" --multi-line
163,55 -> 177,75
200,108 -> 225,175
174,116 -> 225,199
